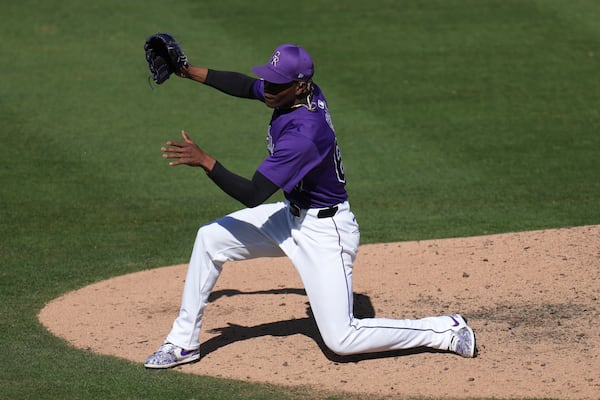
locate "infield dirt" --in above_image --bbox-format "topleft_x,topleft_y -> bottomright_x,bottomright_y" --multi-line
39,225 -> 599,399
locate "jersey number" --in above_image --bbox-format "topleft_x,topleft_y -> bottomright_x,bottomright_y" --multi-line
334,141 -> 346,183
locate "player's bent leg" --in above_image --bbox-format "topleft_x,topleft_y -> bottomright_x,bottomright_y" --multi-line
312,289 -> 476,357
289,206 -> 474,357
317,314 -> 457,356
306,258 -> 475,357
165,203 -> 287,350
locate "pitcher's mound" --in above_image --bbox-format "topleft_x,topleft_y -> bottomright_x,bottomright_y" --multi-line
39,225 -> 599,399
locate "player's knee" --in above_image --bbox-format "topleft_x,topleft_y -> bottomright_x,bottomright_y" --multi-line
194,221 -> 240,265
321,334 -> 356,356
196,221 -> 224,241
194,223 -> 221,254
324,341 -> 355,356
196,223 -> 212,238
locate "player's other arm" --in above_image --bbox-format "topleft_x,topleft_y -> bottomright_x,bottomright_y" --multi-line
207,162 -> 279,207
178,65 -> 257,99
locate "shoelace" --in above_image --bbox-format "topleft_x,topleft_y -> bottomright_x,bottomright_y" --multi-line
157,343 -> 177,354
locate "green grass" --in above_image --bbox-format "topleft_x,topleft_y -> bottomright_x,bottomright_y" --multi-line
1,0 -> 599,398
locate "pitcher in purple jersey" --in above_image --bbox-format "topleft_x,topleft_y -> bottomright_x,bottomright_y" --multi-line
145,43 -> 476,369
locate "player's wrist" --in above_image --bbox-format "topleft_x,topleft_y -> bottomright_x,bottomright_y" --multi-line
184,65 -> 208,83
202,156 -> 217,173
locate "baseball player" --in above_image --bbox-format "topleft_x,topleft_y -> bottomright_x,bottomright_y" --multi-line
144,43 -> 476,368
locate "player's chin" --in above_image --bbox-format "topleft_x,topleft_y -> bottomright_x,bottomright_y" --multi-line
264,97 -> 278,109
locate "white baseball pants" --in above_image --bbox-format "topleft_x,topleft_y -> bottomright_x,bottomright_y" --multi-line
166,201 -> 456,355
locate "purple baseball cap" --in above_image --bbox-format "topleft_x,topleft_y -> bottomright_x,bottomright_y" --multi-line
252,44 -> 314,84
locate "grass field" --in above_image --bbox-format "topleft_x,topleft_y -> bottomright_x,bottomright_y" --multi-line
1,0 -> 599,399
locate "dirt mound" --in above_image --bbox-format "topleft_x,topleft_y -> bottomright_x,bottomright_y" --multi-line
39,225 -> 600,399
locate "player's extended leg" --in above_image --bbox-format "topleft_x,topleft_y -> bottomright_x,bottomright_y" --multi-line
162,203 -> 289,351
289,204 -> 473,357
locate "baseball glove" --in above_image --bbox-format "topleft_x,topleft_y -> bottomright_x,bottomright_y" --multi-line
144,33 -> 188,84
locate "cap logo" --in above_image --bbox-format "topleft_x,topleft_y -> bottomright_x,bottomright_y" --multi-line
271,51 -> 281,67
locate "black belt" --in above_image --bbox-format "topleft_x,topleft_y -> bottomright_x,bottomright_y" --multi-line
289,203 -> 338,218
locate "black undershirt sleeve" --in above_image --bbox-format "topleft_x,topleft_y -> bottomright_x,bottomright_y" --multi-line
204,70 -> 258,99
207,161 -> 279,208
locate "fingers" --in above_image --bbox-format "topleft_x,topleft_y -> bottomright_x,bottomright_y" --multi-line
161,134 -> 192,153
181,130 -> 193,143
161,131 -> 193,147
161,151 -> 180,159
161,142 -> 185,167
161,131 -> 204,167
161,154 -> 179,167
161,145 -> 184,153
161,151 -> 188,167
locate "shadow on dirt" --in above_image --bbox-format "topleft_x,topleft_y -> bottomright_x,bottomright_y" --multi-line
203,288 -> 445,363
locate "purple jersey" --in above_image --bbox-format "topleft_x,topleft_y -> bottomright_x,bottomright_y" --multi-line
253,81 -> 348,208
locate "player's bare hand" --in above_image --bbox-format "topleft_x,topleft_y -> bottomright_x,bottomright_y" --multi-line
161,130 -> 216,172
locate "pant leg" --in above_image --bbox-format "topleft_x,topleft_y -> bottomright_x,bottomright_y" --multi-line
166,202 -> 288,349
289,205 -> 455,356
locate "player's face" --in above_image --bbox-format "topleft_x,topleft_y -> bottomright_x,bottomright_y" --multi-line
263,81 -> 298,109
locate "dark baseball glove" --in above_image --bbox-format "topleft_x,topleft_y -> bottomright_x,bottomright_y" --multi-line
144,33 -> 188,84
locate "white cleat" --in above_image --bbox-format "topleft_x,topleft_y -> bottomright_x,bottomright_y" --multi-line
447,314 -> 476,358
144,342 -> 200,369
